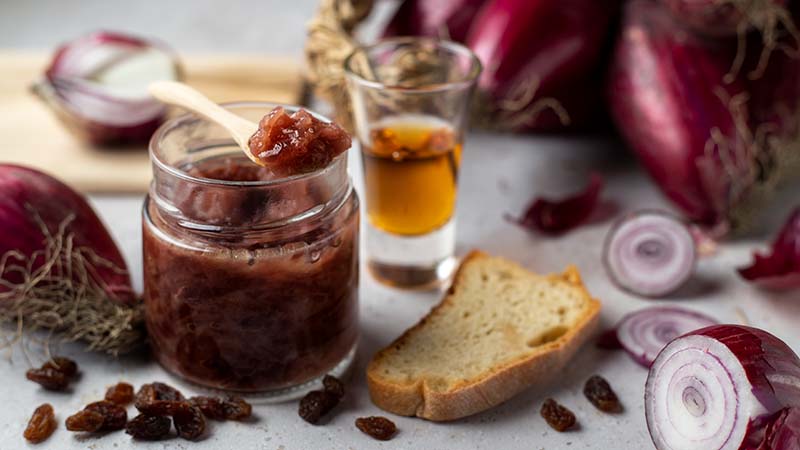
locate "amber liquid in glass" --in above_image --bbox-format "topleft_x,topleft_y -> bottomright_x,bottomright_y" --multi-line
362,116 -> 461,236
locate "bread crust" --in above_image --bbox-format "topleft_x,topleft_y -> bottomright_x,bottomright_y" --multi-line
366,250 -> 602,421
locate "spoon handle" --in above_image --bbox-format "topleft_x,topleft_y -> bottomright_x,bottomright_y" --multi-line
148,81 -> 258,157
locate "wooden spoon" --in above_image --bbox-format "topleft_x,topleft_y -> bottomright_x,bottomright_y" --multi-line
148,80 -> 263,166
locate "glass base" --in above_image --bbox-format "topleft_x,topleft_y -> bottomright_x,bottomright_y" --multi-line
159,343 -> 357,404
366,219 -> 456,289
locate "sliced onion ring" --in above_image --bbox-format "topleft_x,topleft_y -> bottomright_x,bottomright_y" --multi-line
616,306 -> 717,367
603,210 -> 697,297
646,325 -> 800,450
32,30 -> 182,146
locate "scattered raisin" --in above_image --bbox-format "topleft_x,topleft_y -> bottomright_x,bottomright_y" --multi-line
189,396 -> 252,421
25,357 -> 78,391
583,375 -> 622,413
298,390 -> 339,424
189,396 -> 226,420
84,400 -> 128,431
135,383 -> 186,415
65,410 -> 104,432
221,397 -> 252,421
540,398 -> 576,432
26,367 -> 69,391
125,414 -> 172,440
355,416 -> 397,441
43,357 -> 78,377
171,403 -> 206,441
105,382 -> 135,405
23,403 -> 56,443
322,375 -> 345,399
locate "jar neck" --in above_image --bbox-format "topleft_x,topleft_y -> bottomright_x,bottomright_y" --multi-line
149,154 -> 351,235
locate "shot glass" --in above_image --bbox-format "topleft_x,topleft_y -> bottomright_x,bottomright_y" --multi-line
344,38 -> 481,289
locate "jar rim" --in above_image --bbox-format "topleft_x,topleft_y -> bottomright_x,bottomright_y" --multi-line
148,101 -> 350,188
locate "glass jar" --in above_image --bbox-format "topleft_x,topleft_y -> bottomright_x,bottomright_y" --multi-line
142,102 -> 359,399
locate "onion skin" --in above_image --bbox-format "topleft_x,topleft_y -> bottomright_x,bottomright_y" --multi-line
646,324 -> 800,450
738,207 -> 800,289
34,31 -> 181,147
465,0 -> 619,132
0,164 -> 134,304
607,0 -> 750,227
382,0 -> 488,42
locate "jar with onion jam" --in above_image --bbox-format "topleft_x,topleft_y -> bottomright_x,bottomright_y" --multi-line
142,103 -> 359,398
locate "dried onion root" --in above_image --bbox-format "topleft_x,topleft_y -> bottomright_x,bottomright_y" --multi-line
0,213 -> 143,356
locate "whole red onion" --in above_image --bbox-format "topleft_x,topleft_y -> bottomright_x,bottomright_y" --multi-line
663,0 -> 789,36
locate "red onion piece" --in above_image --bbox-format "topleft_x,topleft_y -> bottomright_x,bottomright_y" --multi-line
33,31 -> 182,146
604,211 -> 697,297
615,306 -> 717,367
738,207 -> 800,289
646,325 -> 800,450
507,173 -> 603,235
465,0 -> 618,131
0,164 -> 134,304
382,0 -> 488,42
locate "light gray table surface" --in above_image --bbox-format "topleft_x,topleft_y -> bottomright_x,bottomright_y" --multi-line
1,1 -> 799,449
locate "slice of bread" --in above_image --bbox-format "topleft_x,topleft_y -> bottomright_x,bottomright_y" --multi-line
366,251 -> 601,421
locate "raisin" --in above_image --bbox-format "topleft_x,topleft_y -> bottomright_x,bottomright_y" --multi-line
65,410 -> 105,432
583,375 -> 622,413
105,382 -> 135,405
322,375 -> 345,399
298,390 -> 339,424
172,403 -> 206,441
23,403 -> 56,443
189,396 -> 252,421
355,416 -> 397,441
26,367 -> 69,391
85,400 -> 128,431
125,414 -> 172,440
540,398 -> 576,432
188,396 -> 226,420
42,357 -> 78,377
135,383 -> 186,415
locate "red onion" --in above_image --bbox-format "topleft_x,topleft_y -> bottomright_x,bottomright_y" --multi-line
464,0 -> 618,131
606,0 -> 765,229
738,207 -> 800,289
32,31 -> 182,146
507,173 -> 603,235
382,0 -> 488,42
663,0 -> 789,37
604,211 -> 697,297
646,325 -> 800,449
614,306 -> 717,367
0,164 -> 141,354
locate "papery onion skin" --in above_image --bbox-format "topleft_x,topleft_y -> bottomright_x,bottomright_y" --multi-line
382,0 -> 488,42
646,324 -> 800,450
615,306 -> 717,367
507,173 -> 603,235
35,30 -> 182,146
465,0 -> 619,132
0,164 -> 134,304
739,207 -> 800,290
607,0 -> 752,228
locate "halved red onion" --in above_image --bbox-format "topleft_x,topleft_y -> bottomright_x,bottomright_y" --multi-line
604,211 -> 697,297
646,325 -> 800,450
32,31 -> 182,146
615,306 -> 717,367
739,207 -> 800,290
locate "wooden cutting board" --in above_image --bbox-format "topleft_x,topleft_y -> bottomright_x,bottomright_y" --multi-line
0,51 -> 305,193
